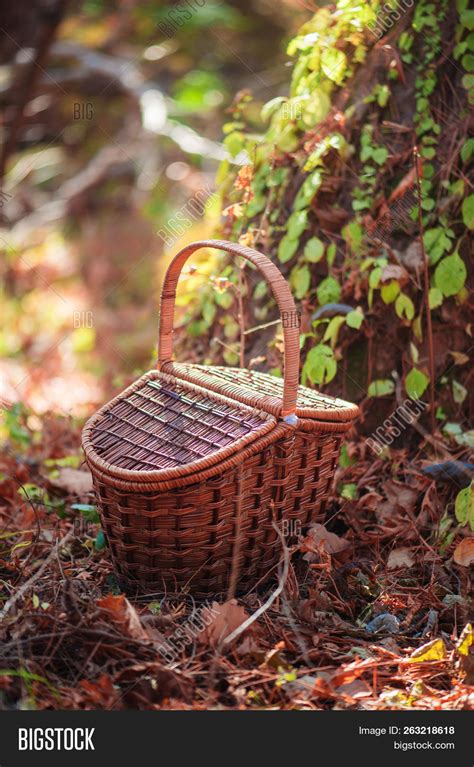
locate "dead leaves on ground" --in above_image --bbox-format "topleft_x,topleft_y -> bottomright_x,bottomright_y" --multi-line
0,426 -> 472,711
97,594 -> 149,642
48,467 -> 93,497
453,537 -> 474,567
197,599 -> 249,646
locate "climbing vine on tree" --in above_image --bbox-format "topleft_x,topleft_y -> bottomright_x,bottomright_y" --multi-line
179,0 -> 472,450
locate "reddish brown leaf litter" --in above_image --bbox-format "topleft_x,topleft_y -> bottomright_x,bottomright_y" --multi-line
0,414 -> 472,710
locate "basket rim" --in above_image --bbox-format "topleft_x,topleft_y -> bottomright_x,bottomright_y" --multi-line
82,370 -> 278,484
161,362 -> 360,423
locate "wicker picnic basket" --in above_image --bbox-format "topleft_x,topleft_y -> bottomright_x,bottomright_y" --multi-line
82,240 -> 358,597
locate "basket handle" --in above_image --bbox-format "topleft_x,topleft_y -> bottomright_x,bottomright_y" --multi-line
157,239 -> 300,420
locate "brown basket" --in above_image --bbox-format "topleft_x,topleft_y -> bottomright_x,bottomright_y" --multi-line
83,240 -> 358,597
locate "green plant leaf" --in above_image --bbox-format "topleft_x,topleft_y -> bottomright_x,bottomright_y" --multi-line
462,194 -> 474,229
429,287 -> 443,309
405,368 -> 429,399
261,96 -> 286,122
320,48 -> 347,84
302,344 -> 337,386
368,379 -> 395,397
452,379 -> 468,404
381,280 -> 400,304
434,252 -> 467,296
323,315 -> 346,348
342,220 -> 363,254
287,209 -> 308,239
303,236 -> 325,262
340,483 -> 358,500
369,266 -> 382,289
316,276 -> 341,305
290,264 -> 311,299
423,227 -> 453,264
460,9 -> 474,29
372,147 -> 388,165
395,293 -> 415,320
454,482 -> 474,531
346,308 -> 364,329
294,171 -> 322,210
278,235 -> 299,264
461,138 -> 474,164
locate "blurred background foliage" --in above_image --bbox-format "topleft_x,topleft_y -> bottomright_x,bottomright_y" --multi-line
0,0 -> 309,419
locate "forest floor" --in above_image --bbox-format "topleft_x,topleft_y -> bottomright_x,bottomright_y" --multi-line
0,407 -> 472,711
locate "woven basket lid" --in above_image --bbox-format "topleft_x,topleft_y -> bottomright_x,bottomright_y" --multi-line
162,363 -> 359,423
82,370 -> 277,484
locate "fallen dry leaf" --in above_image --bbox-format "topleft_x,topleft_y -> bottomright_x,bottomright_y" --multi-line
456,623 -> 473,657
49,467 -> 93,496
197,599 -> 248,646
337,679 -> 372,699
302,523 -> 350,562
453,538 -> 474,567
78,674 -> 119,708
97,594 -> 148,641
387,547 -> 415,570
406,638 -> 446,663
381,264 -> 409,284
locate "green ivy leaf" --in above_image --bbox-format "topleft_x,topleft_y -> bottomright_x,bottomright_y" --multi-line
303,237 -> 325,262
368,379 -> 395,397
287,209 -> 308,239
452,379 -> 468,404
320,48 -> 347,84
434,253 -> 467,296
405,368 -> 429,399
316,276 -> 342,305
346,308 -> 364,329
455,482 -> 474,531
395,293 -> 415,320
294,171 -> 322,210
369,266 -> 382,289
340,483 -> 358,500
278,235 -> 299,264
290,264 -> 311,299
261,96 -> 287,122
300,90 -> 331,128
302,343 -> 337,386
342,220 -> 363,254
461,138 -> 474,163
423,227 -> 453,264
253,280 -> 268,300
327,242 -> 337,265
323,315 -> 346,348
372,147 -> 388,165
462,194 -> 474,229
429,287 -> 443,309
381,280 -> 400,304
223,132 -> 245,158
460,9 -> 474,30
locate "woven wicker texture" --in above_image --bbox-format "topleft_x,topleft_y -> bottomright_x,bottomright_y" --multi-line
163,362 -> 359,423
88,374 -> 271,472
83,240 -> 358,598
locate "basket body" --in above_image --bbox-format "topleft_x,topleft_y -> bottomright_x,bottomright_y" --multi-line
83,367 -> 355,598
163,362 -> 356,553
82,240 -> 358,597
